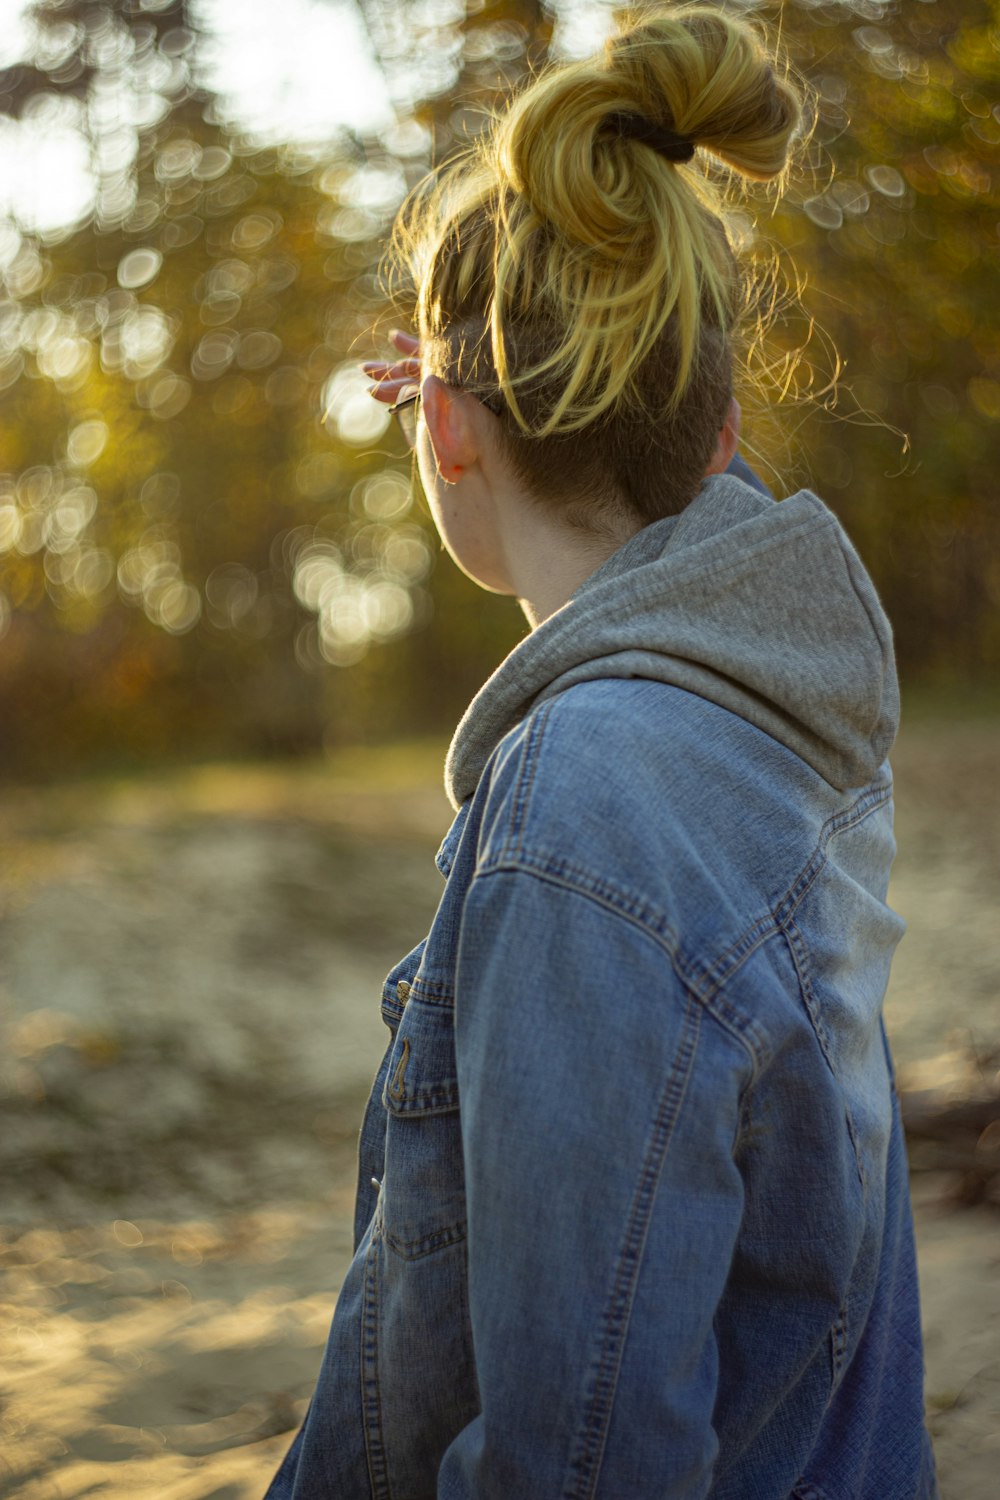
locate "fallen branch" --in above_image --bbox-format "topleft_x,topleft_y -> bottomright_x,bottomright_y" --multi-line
900,1086 -> 1000,1209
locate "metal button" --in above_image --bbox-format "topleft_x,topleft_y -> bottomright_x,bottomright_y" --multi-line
371,1177 -> 381,1194
396,979 -> 411,1003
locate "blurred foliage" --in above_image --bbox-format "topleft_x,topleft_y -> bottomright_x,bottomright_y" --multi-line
759,0 -> 1000,683
0,0 -> 996,776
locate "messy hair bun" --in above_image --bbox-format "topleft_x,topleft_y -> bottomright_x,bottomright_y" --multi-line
389,4 -> 804,524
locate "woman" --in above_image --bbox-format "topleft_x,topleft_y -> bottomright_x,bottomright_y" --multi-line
267,5 -> 937,1496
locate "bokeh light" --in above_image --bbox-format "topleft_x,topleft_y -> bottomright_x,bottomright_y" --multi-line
0,0 -> 991,772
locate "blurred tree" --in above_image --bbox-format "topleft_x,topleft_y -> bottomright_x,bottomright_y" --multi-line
0,0 -> 996,777
762,0 -> 1000,680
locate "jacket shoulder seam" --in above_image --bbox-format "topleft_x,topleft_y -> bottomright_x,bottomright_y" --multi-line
772,780 -> 893,927
470,857 -> 771,1073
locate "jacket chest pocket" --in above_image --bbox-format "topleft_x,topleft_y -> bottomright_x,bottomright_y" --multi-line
377,996 -> 467,1260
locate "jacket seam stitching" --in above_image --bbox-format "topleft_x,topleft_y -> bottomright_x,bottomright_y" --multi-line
562,994 -> 703,1499
470,859 -> 769,1073
382,1220 -> 468,1261
499,641 -> 889,887
476,848 -> 682,951
774,784 -> 892,926
473,766 -> 891,1088
505,698 -> 552,853
780,912 -> 867,1191
361,1224 -> 391,1500
492,717 -> 890,1008
683,912 -> 780,995
435,803 -> 469,877
406,979 -> 454,1006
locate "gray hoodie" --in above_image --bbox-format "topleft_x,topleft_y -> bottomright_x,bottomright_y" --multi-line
444,473 -> 898,810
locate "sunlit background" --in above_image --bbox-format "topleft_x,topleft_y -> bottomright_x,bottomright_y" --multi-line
0,3 -> 998,1495
0,0 -> 995,774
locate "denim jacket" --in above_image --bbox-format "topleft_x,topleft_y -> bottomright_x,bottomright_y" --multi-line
267,474 -> 937,1499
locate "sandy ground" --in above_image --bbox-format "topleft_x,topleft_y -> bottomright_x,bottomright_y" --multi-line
0,722 -> 997,1499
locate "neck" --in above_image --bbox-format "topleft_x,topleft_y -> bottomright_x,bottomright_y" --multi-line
494,487 -> 641,629
514,541 -> 625,628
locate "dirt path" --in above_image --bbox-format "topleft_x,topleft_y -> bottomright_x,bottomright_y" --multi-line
0,724 -> 997,1498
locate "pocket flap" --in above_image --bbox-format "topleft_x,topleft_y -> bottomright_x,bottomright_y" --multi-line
380,939 -> 427,1029
382,998 -> 459,1116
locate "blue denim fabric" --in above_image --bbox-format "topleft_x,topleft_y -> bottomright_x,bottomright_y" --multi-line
266,466 -> 937,1500
266,689 -> 936,1498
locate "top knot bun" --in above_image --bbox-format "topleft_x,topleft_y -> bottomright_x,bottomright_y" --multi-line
606,4 -> 802,180
391,0 -> 805,492
495,3 -> 802,253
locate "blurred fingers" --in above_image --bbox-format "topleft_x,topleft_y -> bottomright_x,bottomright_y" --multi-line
361,358 -> 420,379
389,329 -> 420,356
365,375 -> 419,405
362,329 -> 420,402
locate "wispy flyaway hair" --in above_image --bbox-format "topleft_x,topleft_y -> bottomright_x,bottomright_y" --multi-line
387,3 -> 804,527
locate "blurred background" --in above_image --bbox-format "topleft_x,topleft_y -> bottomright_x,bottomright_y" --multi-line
0,2 -> 997,1497
0,0 -> 996,768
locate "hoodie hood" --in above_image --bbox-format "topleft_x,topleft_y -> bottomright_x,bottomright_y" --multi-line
444,473 -> 898,810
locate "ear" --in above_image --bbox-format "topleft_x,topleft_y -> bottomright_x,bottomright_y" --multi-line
420,375 -> 480,483
703,397 -> 741,477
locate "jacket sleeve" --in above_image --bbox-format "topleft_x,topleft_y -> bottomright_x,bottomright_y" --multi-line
437,863 -> 749,1500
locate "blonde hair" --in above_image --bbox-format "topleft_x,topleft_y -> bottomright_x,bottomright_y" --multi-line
387,3 -> 804,527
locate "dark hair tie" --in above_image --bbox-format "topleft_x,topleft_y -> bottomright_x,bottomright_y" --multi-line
606,111 -> 696,164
